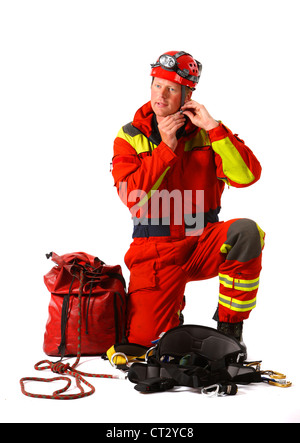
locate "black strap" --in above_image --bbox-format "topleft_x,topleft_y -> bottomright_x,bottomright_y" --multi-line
58,265 -> 126,357
58,275 -> 76,358
129,358 -> 262,394
135,377 -> 176,393
113,291 -> 126,345
85,279 -> 94,334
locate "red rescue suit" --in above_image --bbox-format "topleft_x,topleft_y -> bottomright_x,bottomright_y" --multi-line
112,101 -> 264,347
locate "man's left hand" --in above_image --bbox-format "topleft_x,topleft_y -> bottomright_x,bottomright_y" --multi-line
181,100 -> 219,131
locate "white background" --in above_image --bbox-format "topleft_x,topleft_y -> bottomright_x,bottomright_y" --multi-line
1,0 -> 299,423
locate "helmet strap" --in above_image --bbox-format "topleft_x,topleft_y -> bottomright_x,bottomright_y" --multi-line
180,85 -> 186,108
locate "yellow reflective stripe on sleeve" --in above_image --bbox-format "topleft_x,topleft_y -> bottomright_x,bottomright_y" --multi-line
117,127 -> 157,154
219,293 -> 257,312
234,276 -> 260,292
219,273 -> 233,288
138,167 -> 171,208
212,136 -> 255,185
219,273 -> 260,292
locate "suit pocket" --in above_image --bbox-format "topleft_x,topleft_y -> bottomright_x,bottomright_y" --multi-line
125,243 -> 158,293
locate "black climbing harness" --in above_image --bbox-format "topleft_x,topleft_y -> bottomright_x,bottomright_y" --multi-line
111,325 -> 292,396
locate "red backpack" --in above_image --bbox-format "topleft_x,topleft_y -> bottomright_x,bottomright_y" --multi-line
43,252 -> 127,357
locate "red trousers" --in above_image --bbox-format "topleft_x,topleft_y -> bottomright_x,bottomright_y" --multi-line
124,218 -> 264,347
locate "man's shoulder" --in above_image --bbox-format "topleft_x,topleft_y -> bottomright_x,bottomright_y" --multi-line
122,122 -> 143,137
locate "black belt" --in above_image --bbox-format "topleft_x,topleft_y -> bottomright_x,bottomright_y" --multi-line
132,208 -> 220,238
133,223 -> 171,238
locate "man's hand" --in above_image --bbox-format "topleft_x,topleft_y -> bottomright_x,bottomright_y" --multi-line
158,112 -> 186,151
180,100 -> 219,131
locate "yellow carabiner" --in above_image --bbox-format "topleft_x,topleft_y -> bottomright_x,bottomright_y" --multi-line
246,361 -> 262,371
261,370 -> 286,380
268,380 -> 292,388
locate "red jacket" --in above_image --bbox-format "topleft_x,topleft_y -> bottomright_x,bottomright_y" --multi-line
112,102 -> 261,240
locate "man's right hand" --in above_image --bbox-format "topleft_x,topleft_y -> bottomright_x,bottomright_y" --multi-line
158,112 -> 186,151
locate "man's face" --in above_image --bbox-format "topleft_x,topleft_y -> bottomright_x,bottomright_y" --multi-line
151,77 -> 183,121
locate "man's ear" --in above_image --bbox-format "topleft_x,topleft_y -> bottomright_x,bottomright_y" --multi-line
185,89 -> 193,103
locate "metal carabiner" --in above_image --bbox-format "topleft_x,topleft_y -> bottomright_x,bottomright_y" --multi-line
109,352 -> 129,369
261,370 -> 287,379
201,384 -> 221,398
246,361 -> 262,372
267,378 -> 292,388
145,346 -> 156,362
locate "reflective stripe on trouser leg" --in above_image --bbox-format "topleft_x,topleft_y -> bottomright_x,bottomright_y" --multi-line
218,293 -> 257,312
219,273 -> 260,291
217,219 -> 264,322
218,273 -> 260,322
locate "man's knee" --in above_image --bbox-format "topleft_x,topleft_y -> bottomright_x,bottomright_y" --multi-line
221,218 -> 265,262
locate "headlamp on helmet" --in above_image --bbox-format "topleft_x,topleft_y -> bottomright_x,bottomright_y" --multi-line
150,51 -> 202,90
159,54 -> 177,69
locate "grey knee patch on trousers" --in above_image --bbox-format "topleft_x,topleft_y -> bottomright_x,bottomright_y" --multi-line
224,219 -> 262,262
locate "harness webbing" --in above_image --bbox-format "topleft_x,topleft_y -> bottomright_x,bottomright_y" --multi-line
127,325 -> 262,394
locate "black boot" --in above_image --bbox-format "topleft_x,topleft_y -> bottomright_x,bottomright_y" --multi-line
217,321 -> 247,361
